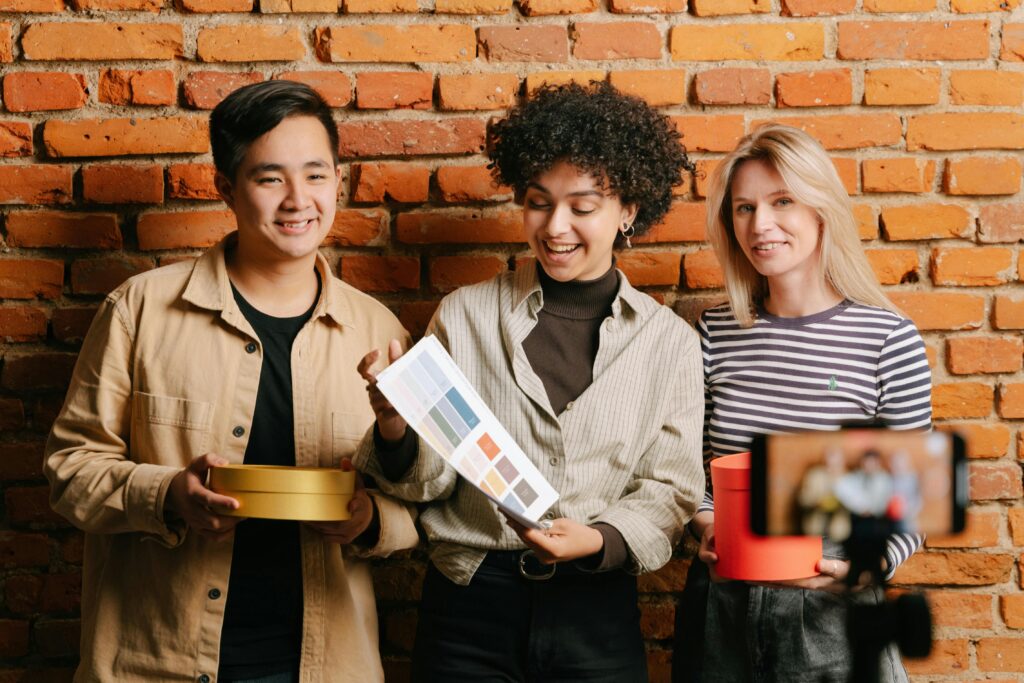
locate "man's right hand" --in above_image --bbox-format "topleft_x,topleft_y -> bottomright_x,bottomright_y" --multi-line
164,454 -> 244,541
357,339 -> 408,444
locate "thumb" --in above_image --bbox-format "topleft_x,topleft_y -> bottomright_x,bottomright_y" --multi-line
190,453 -> 226,475
388,338 -> 404,364
340,457 -> 365,491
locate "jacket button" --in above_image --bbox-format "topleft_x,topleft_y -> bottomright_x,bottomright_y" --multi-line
208,588 -> 221,600
245,342 -> 257,354
232,426 -> 245,438
198,675 -> 210,683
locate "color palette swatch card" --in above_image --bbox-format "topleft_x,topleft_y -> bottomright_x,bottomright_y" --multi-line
375,335 -> 559,529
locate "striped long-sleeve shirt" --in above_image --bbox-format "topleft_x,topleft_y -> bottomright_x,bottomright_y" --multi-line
695,299 -> 932,578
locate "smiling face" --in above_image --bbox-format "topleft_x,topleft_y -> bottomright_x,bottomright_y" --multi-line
216,115 -> 341,269
729,158 -> 825,292
522,161 -> 637,283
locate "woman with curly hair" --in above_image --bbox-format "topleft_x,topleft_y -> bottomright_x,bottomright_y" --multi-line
354,81 -> 706,682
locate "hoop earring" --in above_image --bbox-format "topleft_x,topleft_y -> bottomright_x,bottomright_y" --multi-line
620,222 -> 635,249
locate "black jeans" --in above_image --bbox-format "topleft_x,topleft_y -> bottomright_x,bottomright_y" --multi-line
412,551 -> 648,683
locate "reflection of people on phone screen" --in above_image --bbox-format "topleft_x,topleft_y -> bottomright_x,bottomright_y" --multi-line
798,447 -> 851,539
887,450 -> 922,534
835,449 -> 894,538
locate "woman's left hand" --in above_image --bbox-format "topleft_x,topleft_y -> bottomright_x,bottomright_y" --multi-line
504,516 -> 604,564
751,558 -> 851,593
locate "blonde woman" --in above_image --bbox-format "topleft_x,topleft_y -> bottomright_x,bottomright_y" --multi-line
674,124 -> 931,683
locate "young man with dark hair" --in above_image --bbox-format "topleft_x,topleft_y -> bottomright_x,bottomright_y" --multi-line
44,80 -> 418,683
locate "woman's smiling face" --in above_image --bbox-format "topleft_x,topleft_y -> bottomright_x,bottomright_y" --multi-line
522,161 -> 637,283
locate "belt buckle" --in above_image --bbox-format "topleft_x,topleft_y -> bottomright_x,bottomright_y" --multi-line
518,549 -> 556,581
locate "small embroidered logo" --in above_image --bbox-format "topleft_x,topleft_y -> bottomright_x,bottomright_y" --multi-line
828,375 -> 838,391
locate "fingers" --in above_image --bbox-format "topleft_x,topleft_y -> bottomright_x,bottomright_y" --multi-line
357,349 -> 382,382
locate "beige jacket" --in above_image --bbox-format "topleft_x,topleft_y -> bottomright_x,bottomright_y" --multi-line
45,235 -> 418,683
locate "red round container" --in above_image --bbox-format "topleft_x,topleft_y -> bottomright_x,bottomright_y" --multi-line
711,452 -> 822,581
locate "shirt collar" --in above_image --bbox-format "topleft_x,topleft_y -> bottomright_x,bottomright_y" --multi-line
181,232 -> 351,327
511,259 -> 648,320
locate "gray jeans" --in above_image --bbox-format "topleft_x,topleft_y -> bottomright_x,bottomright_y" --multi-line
702,580 -> 909,683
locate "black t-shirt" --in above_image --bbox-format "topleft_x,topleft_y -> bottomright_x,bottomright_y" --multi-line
218,277 -> 319,680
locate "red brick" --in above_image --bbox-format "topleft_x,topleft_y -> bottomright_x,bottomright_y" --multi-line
3,73 -> 87,112
478,25 -> 567,62
21,23 -> 183,60
970,460 -> 1024,500
519,0 -> 595,13
167,163 -> 219,201
880,204 -> 972,241
0,165 -> 72,204
0,399 -> 25,430
994,295 -> 1024,330
429,256 -> 506,292
907,114 -> 1024,151
945,157 -> 1022,196
693,68 -> 770,106
775,69 -> 852,107
927,510 -> 1000,548
70,0 -> 159,8
932,382 -> 994,419
372,561 -> 426,601
38,573 -> 81,614
1010,508 -> 1024,545
316,25 -> 475,63
43,117 -> 209,157
862,158 -> 934,193
340,255 -> 419,292
863,67 -> 940,106
977,638 -> 1024,671
0,122 -> 33,158
0,621 -> 29,658
70,256 -> 152,295
926,591 -> 993,628
954,0 -> 1021,8
572,22 -> 661,60
34,619 -> 80,658
356,72 -> 432,110
0,532 -> 50,568
864,0 -> 933,9
137,210 -> 235,250
324,209 -> 389,247
608,70 -> 686,106
691,0 -> 768,13
932,247 -> 1014,287
670,23 -> 824,61
978,203 -> 1024,243
435,0 -> 510,12
638,202 -> 705,243
396,209 -> 522,244
864,249 -> 918,285
343,0 -> 414,10
0,260 -> 63,300
0,441 -> 44,482
351,162 -> 430,203
181,0 -> 253,10
98,69 -> 175,106
1001,383 -> 1024,418
337,119 -> 484,158
0,23 -> 10,63
275,71 -> 352,107
82,164 -> 163,204
183,71 -> 263,109
782,0 -> 854,12
1001,595 -> 1024,629
609,0 -> 684,10
760,115 -> 901,150
891,551 -> 1013,585
0,0 -> 63,9
6,574 -> 43,616
0,307 -> 47,342
618,252 -> 681,287
51,306 -> 100,345
902,639 -> 969,675
197,26 -> 304,62
7,211 -> 121,249
671,116 -> 744,153
438,73 -> 518,111
944,423 -> 1012,460
397,301 -> 439,338
1002,23 -> 1024,61
888,293 -> 984,331
950,70 -> 1024,106
838,21 -> 989,60
683,249 -> 723,289
525,71 -> 605,93
436,166 -> 511,203
1,354 -> 76,392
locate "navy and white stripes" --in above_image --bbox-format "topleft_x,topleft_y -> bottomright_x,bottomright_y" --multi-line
696,299 -> 932,577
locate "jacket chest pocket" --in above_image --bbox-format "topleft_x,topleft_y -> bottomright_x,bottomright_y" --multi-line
329,411 -> 371,466
131,392 -> 214,467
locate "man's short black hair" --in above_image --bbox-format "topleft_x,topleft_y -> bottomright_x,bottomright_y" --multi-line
210,80 -> 340,181
487,81 -> 693,238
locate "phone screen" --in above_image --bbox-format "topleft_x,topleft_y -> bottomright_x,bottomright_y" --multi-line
750,430 -> 967,539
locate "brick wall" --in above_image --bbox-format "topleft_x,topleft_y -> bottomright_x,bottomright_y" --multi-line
0,0 -> 1023,680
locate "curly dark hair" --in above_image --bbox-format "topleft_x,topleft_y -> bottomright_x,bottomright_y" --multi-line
487,81 -> 693,239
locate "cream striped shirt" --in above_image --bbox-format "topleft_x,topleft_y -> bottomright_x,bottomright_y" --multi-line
356,264 -> 705,585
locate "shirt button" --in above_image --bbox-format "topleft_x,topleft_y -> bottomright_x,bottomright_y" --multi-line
208,588 -> 221,600
564,401 -> 574,411
198,675 -> 210,683
245,342 -> 257,354
232,426 -> 245,438
548,457 -> 558,466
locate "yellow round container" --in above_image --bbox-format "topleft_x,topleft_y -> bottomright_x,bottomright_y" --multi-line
208,464 -> 356,521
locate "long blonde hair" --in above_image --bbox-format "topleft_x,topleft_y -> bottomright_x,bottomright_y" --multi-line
705,123 -> 898,327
